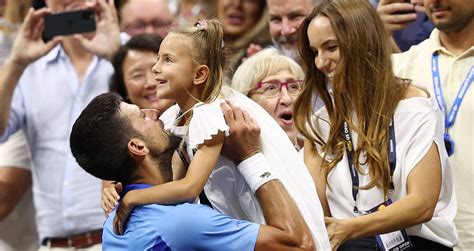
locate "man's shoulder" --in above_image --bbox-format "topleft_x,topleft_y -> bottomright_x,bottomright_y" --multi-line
102,203 -> 220,250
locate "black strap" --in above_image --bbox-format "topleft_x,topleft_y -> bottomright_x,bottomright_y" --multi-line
343,119 -> 396,213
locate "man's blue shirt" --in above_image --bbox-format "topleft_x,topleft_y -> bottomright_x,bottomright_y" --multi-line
103,184 -> 260,250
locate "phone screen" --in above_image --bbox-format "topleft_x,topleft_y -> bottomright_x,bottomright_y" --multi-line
42,9 -> 96,42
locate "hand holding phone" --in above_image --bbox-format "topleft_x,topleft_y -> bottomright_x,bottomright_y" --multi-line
393,0 -> 416,15
377,0 -> 418,33
42,9 -> 96,42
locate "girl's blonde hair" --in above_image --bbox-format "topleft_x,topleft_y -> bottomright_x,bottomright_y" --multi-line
170,19 -> 226,103
231,48 -> 304,95
294,0 -> 409,196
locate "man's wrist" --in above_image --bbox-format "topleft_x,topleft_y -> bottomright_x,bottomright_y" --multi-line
237,153 -> 278,193
5,55 -> 29,71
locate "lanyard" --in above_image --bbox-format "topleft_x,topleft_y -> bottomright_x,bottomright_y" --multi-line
431,52 -> 474,155
343,120 -> 396,213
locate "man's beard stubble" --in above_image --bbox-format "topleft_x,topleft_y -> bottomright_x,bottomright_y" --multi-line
272,35 -> 300,61
150,134 -> 182,182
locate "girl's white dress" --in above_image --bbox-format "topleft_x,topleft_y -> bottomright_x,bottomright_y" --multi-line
160,87 -> 330,250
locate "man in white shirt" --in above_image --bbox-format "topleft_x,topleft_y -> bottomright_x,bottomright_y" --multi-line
0,1 -> 120,249
392,0 -> 473,249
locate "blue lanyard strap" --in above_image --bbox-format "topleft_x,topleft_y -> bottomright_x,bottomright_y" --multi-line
343,120 -> 396,213
431,52 -> 473,156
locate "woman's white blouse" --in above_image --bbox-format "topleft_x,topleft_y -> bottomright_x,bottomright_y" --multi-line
314,96 -> 458,247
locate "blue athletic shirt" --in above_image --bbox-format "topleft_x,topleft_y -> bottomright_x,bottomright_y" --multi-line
102,184 -> 260,251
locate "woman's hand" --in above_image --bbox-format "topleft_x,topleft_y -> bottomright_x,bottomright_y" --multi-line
102,182 -> 122,213
325,217 -> 354,250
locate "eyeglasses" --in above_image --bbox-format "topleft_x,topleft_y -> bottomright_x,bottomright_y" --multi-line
252,79 -> 304,97
140,109 -> 161,121
122,19 -> 173,35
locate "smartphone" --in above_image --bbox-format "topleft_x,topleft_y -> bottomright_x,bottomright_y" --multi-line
42,9 -> 96,42
393,0 -> 416,15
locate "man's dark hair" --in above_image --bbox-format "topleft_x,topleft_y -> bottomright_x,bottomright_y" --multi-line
70,92 -> 139,184
110,33 -> 162,102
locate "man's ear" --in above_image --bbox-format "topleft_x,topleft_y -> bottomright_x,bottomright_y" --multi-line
193,65 -> 210,86
127,138 -> 149,159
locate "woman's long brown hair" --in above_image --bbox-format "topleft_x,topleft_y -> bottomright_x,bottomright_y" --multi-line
294,0 -> 409,196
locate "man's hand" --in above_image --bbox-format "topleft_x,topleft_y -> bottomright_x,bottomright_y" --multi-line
325,216 -> 354,250
220,100 -> 261,164
377,0 -> 418,34
9,7 -> 62,68
74,0 -> 121,61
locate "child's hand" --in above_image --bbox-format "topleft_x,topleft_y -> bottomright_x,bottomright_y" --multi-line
113,190 -> 137,235
102,182 -> 122,213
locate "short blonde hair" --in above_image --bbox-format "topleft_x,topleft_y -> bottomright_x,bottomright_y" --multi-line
231,48 -> 304,95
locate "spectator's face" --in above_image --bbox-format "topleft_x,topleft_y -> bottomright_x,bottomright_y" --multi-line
307,16 -> 339,81
122,49 -> 175,112
249,70 -> 301,142
217,0 -> 264,39
45,0 -> 88,12
267,0 -> 313,60
423,0 -> 473,32
120,0 -> 174,38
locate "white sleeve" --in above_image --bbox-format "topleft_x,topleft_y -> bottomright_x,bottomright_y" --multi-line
396,98 -> 443,178
0,130 -> 32,170
188,102 -> 229,150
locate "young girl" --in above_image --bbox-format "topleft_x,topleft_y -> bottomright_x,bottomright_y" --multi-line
104,19 -> 330,250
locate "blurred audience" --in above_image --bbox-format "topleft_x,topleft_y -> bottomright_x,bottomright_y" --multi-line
0,0 -> 120,249
231,48 -> 304,150
110,33 -> 174,112
118,0 -> 175,38
0,131 -> 37,251
170,0 -> 212,26
267,0 -> 318,61
392,0 -> 473,249
0,0 -> 31,64
215,0 -> 271,71
0,1 -> 37,250
376,0 -> 434,52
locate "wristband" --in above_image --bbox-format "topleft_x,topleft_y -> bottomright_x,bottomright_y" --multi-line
237,153 -> 278,193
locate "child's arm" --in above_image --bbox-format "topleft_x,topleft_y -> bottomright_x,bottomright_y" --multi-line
129,131 -> 224,205
113,132 -> 225,234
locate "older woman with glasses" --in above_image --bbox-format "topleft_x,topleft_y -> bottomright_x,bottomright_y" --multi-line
231,48 -> 305,150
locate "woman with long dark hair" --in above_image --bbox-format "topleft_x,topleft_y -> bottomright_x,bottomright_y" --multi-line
295,0 -> 457,250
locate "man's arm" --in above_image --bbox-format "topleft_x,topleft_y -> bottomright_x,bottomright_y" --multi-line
0,8 -> 61,134
255,179 -> 315,250
0,167 -> 31,220
0,131 -> 33,219
220,101 -> 315,251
